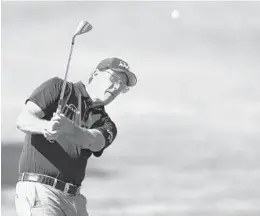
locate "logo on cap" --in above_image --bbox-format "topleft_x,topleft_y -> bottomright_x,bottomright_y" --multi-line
118,61 -> 129,70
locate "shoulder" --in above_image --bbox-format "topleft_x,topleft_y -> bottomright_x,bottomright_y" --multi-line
45,76 -> 73,93
47,76 -> 64,85
99,109 -> 117,134
91,107 -> 117,129
34,76 -> 63,90
91,110 -> 118,157
95,107 -> 116,123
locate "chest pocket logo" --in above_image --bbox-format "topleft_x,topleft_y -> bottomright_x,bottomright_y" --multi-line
81,111 -> 102,129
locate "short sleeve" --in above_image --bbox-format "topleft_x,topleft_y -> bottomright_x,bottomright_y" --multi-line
92,116 -> 117,157
26,77 -> 63,116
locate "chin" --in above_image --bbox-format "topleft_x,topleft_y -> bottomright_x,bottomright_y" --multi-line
102,92 -> 115,105
91,92 -> 115,106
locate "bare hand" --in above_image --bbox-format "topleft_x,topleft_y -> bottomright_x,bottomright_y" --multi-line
51,113 -> 74,135
43,112 -> 63,141
43,120 -> 60,141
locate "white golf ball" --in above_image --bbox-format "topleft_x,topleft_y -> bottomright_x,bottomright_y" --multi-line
171,10 -> 180,19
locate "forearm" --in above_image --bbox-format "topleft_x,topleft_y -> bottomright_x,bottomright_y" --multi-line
16,111 -> 48,135
68,123 -> 105,152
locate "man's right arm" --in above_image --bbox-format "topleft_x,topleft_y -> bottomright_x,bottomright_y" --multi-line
16,77 -> 63,135
16,101 -> 49,134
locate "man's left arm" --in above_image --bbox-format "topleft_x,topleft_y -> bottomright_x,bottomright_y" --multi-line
51,113 -> 117,152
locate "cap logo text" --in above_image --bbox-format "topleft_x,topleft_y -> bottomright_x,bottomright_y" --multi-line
118,61 -> 129,70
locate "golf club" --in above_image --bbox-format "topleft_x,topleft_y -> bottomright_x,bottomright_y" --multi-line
57,20 -> 93,113
49,21 -> 92,143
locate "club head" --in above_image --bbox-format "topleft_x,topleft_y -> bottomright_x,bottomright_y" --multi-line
74,20 -> 93,37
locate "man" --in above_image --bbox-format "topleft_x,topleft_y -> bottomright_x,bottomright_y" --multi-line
15,57 -> 137,216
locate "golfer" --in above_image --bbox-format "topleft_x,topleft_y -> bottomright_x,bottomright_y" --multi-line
15,57 -> 137,216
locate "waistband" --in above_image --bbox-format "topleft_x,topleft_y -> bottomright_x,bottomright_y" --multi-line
18,172 -> 81,196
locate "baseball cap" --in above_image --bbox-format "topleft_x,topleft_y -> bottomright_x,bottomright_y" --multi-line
96,57 -> 137,87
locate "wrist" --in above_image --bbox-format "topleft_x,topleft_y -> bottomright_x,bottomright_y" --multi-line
68,123 -> 85,148
70,121 -> 76,135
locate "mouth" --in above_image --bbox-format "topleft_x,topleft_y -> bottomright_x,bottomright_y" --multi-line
105,90 -> 114,96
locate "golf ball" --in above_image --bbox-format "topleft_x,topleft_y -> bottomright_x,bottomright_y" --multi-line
171,10 -> 180,19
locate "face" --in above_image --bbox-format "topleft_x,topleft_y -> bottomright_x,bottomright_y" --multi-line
86,69 -> 129,106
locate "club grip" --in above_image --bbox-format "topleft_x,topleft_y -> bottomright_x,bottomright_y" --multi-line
49,101 -> 62,143
57,100 -> 63,113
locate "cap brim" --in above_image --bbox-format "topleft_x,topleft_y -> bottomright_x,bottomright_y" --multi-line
125,70 -> 137,87
113,70 -> 137,87
97,57 -> 137,87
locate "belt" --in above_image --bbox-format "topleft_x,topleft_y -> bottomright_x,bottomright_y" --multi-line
18,173 -> 81,196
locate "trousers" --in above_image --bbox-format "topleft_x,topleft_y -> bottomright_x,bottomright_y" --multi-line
15,181 -> 89,216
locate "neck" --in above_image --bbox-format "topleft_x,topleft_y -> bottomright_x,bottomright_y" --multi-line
84,84 -> 109,107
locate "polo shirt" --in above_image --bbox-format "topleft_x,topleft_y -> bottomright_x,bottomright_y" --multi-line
19,77 -> 117,186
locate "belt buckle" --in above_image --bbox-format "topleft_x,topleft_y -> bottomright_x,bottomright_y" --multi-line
75,186 -> 81,196
64,182 -> 73,195
64,183 -> 80,196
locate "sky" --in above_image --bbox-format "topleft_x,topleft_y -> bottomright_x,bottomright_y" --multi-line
1,1 -> 260,142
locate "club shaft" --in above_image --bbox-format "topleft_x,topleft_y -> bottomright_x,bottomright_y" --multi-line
57,39 -> 75,113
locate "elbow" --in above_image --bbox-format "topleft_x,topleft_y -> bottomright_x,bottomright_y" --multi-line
89,142 -> 105,152
87,131 -> 106,152
16,113 -> 22,129
74,128 -> 106,152
16,111 -> 31,132
16,113 -> 25,131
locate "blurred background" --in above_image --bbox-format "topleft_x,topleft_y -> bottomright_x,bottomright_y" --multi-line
1,1 -> 260,215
